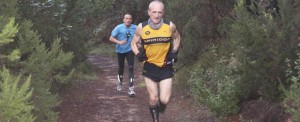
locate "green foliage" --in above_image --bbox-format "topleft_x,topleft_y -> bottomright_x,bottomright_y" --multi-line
218,0 -> 299,101
166,0 -> 239,116
0,15 -> 35,122
17,17 -> 74,121
281,51 -> 300,122
17,0 -> 88,66
89,43 -> 115,56
17,21 -> 40,56
1,4 -> 76,122
22,37 -> 73,122
0,0 -> 20,67
0,0 -> 18,17
171,0 -> 300,116
165,0 -> 235,63
0,18 -> 20,64
24,37 -> 74,80
0,18 -> 18,45
188,46 -> 239,116
7,49 -> 20,62
0,68 -> 35,122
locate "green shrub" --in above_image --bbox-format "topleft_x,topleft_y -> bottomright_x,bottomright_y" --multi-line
188,46 -> 239,116
0,67 -> 35,122
0,18 -> 20,63
188,63 -> 239,116
218,0 -> 298,102
0,17 -> 35,122
281,52 -> 300,121
18,21 -> 74,122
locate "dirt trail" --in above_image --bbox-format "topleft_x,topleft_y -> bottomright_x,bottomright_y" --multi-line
57,55 -> 216,122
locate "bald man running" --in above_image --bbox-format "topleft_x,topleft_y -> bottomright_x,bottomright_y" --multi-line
131,1 -> 181,122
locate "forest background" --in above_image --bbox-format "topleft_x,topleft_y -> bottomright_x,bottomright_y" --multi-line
0,0 -> 300,121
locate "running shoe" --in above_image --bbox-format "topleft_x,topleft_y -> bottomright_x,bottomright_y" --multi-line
117,75 -> 123,91
128,86 -> 136,96
117,82 -> 122,91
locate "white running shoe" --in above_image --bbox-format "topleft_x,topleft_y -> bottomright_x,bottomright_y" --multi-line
117,83 -> 122,91
117,75 -> 123,91
128,86 -> 135,96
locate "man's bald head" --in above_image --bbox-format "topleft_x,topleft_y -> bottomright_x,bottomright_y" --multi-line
148,0 -> 164,11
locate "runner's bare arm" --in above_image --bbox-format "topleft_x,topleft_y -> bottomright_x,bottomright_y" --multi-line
131,23 -> 142,55
109,36 -> 126,45
170,22 -> 181,52
109,36 -> 119,44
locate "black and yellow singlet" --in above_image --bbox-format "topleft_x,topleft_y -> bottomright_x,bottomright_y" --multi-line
141,20 -> 172,67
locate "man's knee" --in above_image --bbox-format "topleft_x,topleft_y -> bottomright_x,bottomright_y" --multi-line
158,95 -> 170,113
159,94 -> 171,104
149,95 -> 159,105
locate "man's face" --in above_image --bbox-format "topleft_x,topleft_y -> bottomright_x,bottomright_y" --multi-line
148,4 -> 164,24
123,15 -> 132,27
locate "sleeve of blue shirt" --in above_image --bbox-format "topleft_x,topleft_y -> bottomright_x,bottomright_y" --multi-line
111,26 -> 120,38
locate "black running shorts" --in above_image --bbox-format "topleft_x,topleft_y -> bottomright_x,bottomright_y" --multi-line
142,62 -> 174,82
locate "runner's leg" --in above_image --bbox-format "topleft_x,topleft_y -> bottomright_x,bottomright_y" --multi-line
126,51 -> 135,87
145,77 -> 159,121
158,78 -> 172,113
149,105 -> 159,122
117,53 -> 126,78
117,53 -> 126,90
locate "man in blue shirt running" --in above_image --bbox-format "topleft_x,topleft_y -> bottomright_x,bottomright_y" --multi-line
109,13 -> 137,96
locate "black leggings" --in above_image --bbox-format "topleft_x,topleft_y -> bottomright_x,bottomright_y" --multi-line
117,51 -> 134,86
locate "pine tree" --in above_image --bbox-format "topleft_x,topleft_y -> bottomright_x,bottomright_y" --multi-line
0,18 -> 20,64
18,21 -> 74,122
0,67 -> 35,122
0,18 -> 35,122
1,2 -> 75,121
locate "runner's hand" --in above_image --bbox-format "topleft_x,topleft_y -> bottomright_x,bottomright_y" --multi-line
118,40 -> 127,45
168,50 -> 178,63
136,52 -> 147,62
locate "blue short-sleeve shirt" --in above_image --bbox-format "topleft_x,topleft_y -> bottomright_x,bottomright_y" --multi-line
111,23 -> 137,53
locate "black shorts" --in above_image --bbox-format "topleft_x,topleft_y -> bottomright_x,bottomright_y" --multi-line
142,62 -> 174,82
